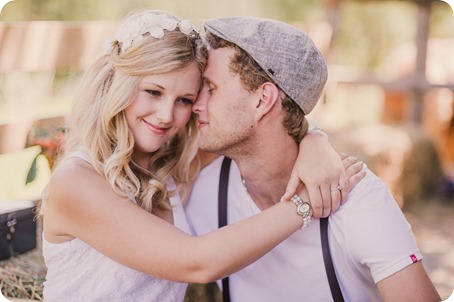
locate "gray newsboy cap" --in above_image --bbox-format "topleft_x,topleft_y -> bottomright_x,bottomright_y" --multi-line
204,17 -> 328,115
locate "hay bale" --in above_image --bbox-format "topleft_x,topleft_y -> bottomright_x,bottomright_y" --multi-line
331,124 -> 443,207
0,250 -> 46,301
400,126 -> 443,204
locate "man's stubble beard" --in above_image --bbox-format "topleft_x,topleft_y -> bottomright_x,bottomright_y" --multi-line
199,125 -> 255,158
200,96 -> 255,157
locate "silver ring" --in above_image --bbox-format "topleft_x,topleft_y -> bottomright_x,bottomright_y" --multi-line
330,184 -> 343,192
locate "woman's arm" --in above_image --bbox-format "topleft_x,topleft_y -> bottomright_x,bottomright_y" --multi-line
43,158 -> 305,284
284,129 -> 365,218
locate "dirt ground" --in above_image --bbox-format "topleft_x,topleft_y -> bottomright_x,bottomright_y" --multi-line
403,200 -> 454,301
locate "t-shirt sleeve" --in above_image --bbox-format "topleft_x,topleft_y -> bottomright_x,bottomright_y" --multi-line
343,171 -> 422,283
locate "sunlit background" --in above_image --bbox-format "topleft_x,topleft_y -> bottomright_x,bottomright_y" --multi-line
0,0 -> 453,300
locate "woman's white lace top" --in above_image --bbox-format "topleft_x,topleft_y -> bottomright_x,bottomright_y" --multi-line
42,149 -> 192,301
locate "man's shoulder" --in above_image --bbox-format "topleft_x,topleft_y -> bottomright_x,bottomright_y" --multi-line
187,156 -> 225,209
186,157 -> 228,234
338,167 -> 399,216
348,167 -> 389,197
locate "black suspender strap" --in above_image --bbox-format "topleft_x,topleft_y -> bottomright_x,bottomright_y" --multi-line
218,157 -> 232,302
219,157 -> 343,302
320,217 -> 345,302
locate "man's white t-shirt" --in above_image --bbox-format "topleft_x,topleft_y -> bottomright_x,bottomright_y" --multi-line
185,156 -> 422,302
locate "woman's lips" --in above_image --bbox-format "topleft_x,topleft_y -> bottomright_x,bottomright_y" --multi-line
143,120 -> 169,135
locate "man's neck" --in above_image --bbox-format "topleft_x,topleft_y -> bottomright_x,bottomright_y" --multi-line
231,137 -> 298,210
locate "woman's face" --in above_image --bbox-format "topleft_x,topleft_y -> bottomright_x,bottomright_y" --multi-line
125,63 -> 200,167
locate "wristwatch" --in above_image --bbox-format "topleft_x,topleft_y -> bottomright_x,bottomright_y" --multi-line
291,195 -> 312,229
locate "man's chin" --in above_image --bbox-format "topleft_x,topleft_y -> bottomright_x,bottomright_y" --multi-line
198,142 -> 221,154
198,135 -> 230,154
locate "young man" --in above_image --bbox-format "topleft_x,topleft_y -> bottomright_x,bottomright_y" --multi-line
186,16 -> 440,301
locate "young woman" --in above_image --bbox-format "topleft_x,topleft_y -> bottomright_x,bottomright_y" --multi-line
41,10 -> 363,301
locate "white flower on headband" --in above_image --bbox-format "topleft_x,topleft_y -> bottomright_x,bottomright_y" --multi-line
160,17 -> 178,31
179,20 -> 193,35
103,12 -> 196,54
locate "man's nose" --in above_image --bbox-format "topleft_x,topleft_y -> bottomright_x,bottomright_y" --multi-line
193,90 -> 207,114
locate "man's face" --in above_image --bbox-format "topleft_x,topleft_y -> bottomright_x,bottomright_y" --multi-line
193,47 -> 257,154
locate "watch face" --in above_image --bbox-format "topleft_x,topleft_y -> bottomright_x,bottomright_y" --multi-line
300,203 -> 310,212
297,203 -> 311,216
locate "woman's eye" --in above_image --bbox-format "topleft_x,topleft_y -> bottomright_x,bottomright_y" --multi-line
145,90 -> 161,97
178,98 -> 194,105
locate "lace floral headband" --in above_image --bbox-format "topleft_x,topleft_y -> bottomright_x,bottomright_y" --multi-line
103,12 -> 197,54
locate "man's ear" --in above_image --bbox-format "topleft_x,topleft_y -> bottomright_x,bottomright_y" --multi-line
254,82 -> 280,121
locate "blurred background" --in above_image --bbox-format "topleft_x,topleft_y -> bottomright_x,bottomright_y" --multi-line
0,0 -> 453,300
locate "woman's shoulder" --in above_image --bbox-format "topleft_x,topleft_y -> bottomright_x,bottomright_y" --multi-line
53,155 -> 95,179
48,155 -> 106,199
43,156 -> 108,241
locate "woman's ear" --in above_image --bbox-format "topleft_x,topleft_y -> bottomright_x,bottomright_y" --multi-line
254,82 -> 280,121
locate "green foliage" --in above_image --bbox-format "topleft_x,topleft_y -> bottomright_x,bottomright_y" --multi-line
1,0 -> 320,22
259,0 -> 322,22
1,0 -> 453,74
333,1 -> 417,69
25,153 -> 39,185
1,0 -> 139,20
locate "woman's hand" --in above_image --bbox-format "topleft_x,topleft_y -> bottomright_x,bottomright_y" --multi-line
283,130 -> 365,219
339,152 -> 366,194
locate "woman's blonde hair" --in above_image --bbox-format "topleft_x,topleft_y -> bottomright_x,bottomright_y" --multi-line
61,10 -> 207,212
